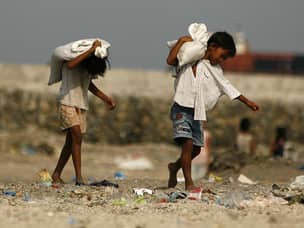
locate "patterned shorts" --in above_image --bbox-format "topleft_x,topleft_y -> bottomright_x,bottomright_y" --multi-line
170,103 -> 203,147
59,104 -> 87,134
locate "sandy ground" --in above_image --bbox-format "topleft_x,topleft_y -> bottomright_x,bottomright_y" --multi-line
1,129 -> 304,228
1,65 -> 304,227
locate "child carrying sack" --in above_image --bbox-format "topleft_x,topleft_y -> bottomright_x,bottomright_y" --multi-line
48,38 -> 111,85
167,23 -> 209,68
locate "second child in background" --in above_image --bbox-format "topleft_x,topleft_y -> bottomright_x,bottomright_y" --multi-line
270,126 -> 287,158
236,117 -> 256,155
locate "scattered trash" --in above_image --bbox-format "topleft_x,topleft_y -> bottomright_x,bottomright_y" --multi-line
238,174 -> 257,185
89,180 -> 119,188
133,196 -> 147,205
67,217 -> 77,225
271,184 -> 290,198
38,169 -> 52,187
208,173 -> 223,182
271,184 -> 304,205
284,194 -> 304,205
187,187 -> 202,200
290,175 -> 304,190
114,171 -> 126,180
112,198 -> 128,206
246,195 -> 288,207
114,156 -> 153,170
202,188 -> 217,195
3,190 -> 16,197
23,192 -> 30,201
133,188 -> 153,196
20,144 -> 36,155
153,190 -> 188,203
216,191 -> 251,208
154,191 -> 170,203
168,191 -> 188,202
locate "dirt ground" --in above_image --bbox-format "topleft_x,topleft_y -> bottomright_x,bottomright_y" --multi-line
1,129 -> 304,228
1,65 -> 304,227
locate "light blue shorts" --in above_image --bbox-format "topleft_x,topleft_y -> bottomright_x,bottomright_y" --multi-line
170,103 -> 203,147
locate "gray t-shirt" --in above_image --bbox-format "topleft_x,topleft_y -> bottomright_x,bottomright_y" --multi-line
59,63 -> 97,110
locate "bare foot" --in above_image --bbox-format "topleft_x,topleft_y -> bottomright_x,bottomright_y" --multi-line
51,173 -> 65,184
185,184 -> 198,191
168,163 -> 179,188
75,177 -> 85,185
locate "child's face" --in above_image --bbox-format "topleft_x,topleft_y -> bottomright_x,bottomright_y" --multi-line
208,46 -> 231,66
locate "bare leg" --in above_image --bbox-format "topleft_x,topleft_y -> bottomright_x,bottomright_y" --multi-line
52,131 -> 72,183
70,125 -> 84,184
168,139 -> 201,190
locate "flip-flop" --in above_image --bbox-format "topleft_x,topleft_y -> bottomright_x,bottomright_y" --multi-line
89,180 -> 119,188
75,182 -> 87,186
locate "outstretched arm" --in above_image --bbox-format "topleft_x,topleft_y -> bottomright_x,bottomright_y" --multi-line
166,36 -> 192,66
66,40 -> 102,69
89,82 -> 116,110
237,95 -> 259,111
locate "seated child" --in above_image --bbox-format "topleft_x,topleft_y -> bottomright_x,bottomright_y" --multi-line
236,117 -> 256,155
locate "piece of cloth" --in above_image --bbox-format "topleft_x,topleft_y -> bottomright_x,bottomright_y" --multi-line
170,103 -> 203,147
236,133 -> 253,154
48,38 -> 111,85
59,63 -> 96,110
59,104 -> 87,133
71,38 -> 111,59
173,59 -> 241,120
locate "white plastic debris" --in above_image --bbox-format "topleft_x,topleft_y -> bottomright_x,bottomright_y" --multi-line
290,175 -> 304,190
187,187 -> 202,200
238,174 -> 257,185
133,188 -> 153,196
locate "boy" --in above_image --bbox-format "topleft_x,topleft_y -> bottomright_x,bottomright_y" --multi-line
51,40 -> 116,185
166,32 -> 259,191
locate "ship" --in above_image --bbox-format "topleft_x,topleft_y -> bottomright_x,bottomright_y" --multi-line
221,32 -> 304,75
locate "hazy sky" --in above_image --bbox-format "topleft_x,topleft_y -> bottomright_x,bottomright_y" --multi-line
0,0 -> 303,69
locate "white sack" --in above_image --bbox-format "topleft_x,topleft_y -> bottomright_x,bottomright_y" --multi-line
48,38 -> 111,85
167,23 -> 209,67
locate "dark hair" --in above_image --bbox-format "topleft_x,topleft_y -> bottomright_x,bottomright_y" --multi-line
207,32 -> 236,57
82,55 -> 111,77
275,127 -> 287,142
240,118 -> 251,131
